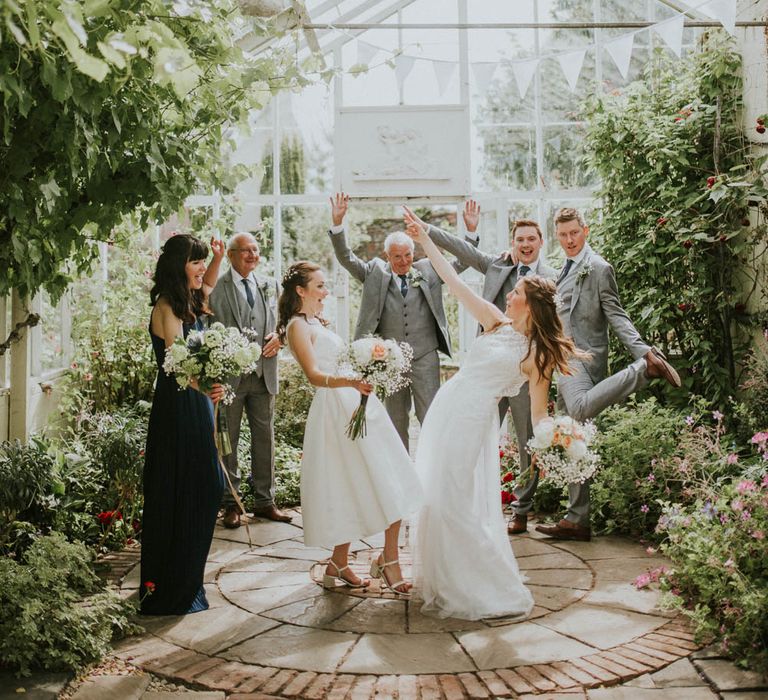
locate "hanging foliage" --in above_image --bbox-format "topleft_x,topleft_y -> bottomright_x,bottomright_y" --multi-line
582,32 -> 768,406
0,0 -> 306,303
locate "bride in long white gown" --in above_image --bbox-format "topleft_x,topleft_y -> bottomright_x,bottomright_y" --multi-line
403,207 -> 585,621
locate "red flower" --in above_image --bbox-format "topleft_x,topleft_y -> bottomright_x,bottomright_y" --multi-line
757,125 -> 766,135
144,581 -> 156,594
657,217 -> 667,226
97,511 -> 112,525
114,510 -> 123,521
139,449 -> 145,457
501,491 -> 513,505
678,303 -> 691,312
502,472 -> 515,484
682,240 -> 693,249
499,449 -> 505,458
706,176 -> 716,188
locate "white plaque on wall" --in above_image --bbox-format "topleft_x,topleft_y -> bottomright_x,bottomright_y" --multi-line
337,105 -> 470,197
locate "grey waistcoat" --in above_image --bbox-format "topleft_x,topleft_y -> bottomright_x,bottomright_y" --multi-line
377,277 -> 440,359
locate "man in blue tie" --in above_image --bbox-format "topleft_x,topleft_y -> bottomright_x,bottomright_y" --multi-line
209,232 -> 291,528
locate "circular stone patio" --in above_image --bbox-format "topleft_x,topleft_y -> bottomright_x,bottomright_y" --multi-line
113,511 -> 704,698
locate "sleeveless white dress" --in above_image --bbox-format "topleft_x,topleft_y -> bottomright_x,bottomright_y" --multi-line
287,318 -> 424,548
414,323 -> 535,620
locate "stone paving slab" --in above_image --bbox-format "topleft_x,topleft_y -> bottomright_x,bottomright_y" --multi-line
588,688 -> 717,699
70,674 -> 150,700
0,671 -> 70,700
695,659 -> 768,691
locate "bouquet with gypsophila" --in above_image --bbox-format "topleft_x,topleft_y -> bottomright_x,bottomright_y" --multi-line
163,322 -> 262,455
335,336 -> 413,439
522,415 -> 600,488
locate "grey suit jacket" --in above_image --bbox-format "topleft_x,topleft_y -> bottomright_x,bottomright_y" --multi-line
329,228 -> 454,358
427,223 -> 557,310
208,267 -> 279,395
559,245 -> 649,383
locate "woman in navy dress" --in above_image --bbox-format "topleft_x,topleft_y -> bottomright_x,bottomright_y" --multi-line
140,233 -> 226,615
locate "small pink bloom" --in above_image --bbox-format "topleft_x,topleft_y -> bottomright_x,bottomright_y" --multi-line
752,530 -> 765,540
732,499 -> 744,512
712,410 -> 724,422
634,573 -> 651,589
647,473 -> 656,482
640,504 -> 650,514
84,373 -> 93,382
646,546 -> 657,555
736,479 -> 756,493
726,453 -> 739,465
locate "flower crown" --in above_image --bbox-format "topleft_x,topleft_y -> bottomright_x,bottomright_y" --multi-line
282,267 -> 303,285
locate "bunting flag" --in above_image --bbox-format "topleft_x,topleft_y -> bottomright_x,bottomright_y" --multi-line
701,0 -> 737,35
653,15 -> 685,57
556,49 -> 586,92
471,62 -> 498,93
432,60 -> 457,95
604,32 -> 635,80
393,54 -> 416,89
356,40 -> 379,65
511,58 -> 540,99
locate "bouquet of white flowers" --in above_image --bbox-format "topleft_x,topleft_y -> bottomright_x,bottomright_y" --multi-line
163,322 -> 262,455
524,415 -> 600,488
336,336 -> 414,440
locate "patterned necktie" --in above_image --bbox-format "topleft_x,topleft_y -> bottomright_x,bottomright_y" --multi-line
399,274 -> 408,298
557,258 -> 574,284
518,265 -> 530,277
242,278 -> 255,308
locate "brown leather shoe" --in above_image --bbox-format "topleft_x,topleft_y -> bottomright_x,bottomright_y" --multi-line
252,504 -> 293,523
507,514 -> 528,535
535,518 -> 591,541
645,347 -> 681,388
222,505 -> 242,529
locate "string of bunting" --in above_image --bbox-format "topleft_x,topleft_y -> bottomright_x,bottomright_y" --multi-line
335,0 -> 737,99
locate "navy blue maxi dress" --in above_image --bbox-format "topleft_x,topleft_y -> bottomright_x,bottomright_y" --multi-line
140,315 -> 224,615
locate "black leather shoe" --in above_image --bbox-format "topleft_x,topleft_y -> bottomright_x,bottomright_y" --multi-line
535,518 -> 591,541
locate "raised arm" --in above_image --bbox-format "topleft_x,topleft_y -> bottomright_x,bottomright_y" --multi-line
287,318 -> 372,393
202,236 -> 225,296
403,206 -> 505,332
328,192 -> 368,283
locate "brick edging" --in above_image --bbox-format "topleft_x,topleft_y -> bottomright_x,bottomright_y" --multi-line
115,617 -> 700,698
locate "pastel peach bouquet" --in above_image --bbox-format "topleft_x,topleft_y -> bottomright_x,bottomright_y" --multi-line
336,336 -> 413,440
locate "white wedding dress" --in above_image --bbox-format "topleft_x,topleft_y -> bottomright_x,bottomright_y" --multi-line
415,323 -> 535,620
287,318 -> 423,549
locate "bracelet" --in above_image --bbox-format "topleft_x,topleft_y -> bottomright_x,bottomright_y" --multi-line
324,375 -> 331,387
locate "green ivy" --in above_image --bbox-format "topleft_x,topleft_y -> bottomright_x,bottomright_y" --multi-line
0,0 -> 302,303
582,33 -> 768,407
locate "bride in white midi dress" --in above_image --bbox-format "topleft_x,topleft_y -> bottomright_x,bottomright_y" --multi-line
402,206 -> 584,620
280,261 -> 423,594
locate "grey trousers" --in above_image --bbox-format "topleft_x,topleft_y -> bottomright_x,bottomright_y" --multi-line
385,350 -> 441,452
513,356 -> 648,525
221,373 -> 276,510
500,381 -> 532,475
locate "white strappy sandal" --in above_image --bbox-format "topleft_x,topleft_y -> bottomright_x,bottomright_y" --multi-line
322,560 -> 369,589
370,558 -> 411,597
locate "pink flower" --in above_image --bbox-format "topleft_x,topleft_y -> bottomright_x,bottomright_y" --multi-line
736,480 -> 756,494
724,558 -> 736,569
751,530 -> 765,540
647,473 -> 656,482
685,415 -> 695,426
640,504 -> 650,514
741,510 -> 751,521
732,499 -> 744,512
646,546 -> 657,555
84,373 -> 93,382
726,453 -> 739,465
634,573 -> 651,589
712,410 -> 724,422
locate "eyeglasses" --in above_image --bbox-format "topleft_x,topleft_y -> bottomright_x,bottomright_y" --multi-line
231,247 -> 260,255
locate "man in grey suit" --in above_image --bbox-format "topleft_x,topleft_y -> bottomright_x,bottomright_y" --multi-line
534,207 -> 680,541
329,193 -> 465,451
208,232 -> 292,528
421,207 -> 558,535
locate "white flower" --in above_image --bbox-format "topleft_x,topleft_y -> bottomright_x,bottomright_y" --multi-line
169,344 -> 189,364
234,347 -> 253,367
566,439 -> 588,461
576,261 -> 594,281
556,415 -> 575,432
532,417 -> 555,446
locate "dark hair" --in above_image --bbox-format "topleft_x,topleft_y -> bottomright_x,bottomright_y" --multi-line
277,261 -> 327,342
150,234 -> 209,322
520,275 -> 587,378
553,207 -> 587,228
511,219 -> 543,240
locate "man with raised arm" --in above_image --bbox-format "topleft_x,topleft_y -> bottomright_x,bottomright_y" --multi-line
328,193 -> 476,451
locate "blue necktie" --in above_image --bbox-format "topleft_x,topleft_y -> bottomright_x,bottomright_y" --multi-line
557,259 -> 574,284
518,265 -> 530,277
399,275 -> 408,298
242,278 -> 255,308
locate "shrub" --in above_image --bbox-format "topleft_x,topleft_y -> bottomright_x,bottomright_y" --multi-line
656,472 -> 768,673
0,437 -> 58,556
735,335 -> 768,443
0,533 -> 139,676
274,359 -> 315,449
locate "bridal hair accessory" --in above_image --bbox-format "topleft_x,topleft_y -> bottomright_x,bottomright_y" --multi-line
282,267 -> 303,285
553,293 -> 565,311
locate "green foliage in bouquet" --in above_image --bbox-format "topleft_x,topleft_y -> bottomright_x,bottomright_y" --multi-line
657,471 -> 768,673
582,32 -> 768,407
0,533 -> 139,676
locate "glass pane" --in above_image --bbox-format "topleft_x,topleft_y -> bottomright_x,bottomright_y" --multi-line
468,1 -> 535,23
341,29 -> 400,106
542,125 -> 595,189
39,293 -> 65,374
474,126 -> 537,190
232,125 -> 272,199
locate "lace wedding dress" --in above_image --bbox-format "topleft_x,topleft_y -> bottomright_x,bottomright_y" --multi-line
414,323 -> 535,620
286,318 -> 423,549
